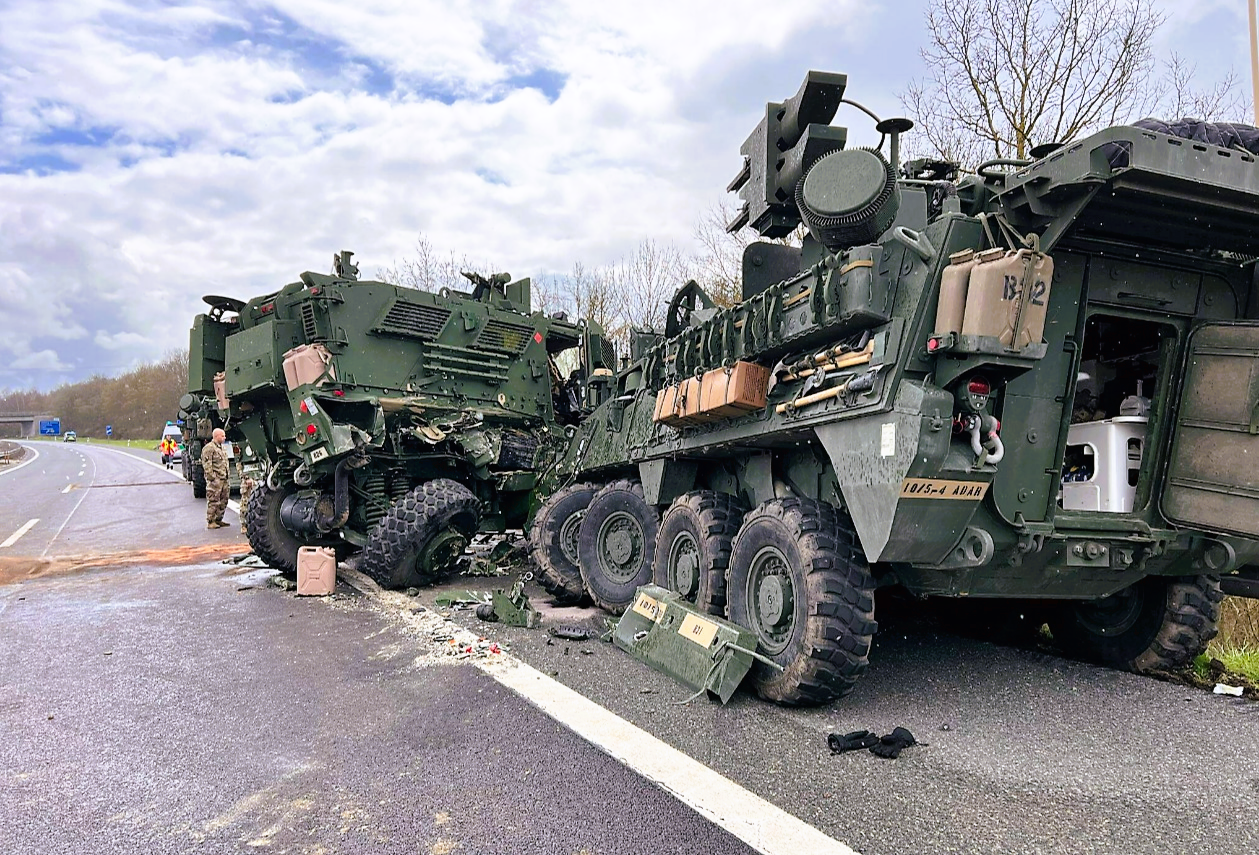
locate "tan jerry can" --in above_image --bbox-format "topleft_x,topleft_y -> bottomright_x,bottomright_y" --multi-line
961,248 -> 1054,347
296,546 -> 337,596
697,361 -> 770,418
282,343 -> 336,390
213,371 -> 229,411
934,249 -> 977,337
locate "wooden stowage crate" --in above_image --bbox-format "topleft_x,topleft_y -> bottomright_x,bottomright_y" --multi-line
653,362 -> 768,427
653,377 -> 703,427
697,361 -> 770,418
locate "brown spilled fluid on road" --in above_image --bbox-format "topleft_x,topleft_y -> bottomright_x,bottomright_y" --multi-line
0,542 -> 249,585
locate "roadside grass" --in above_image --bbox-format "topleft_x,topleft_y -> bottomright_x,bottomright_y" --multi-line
1210,597 -> 1259,683
28,436 -> 158,450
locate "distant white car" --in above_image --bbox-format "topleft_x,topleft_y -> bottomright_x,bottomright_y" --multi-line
63,431 -> 77,442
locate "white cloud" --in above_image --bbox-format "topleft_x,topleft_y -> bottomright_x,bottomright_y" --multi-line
0,0 -> 1241,391
11,349 -> 72,372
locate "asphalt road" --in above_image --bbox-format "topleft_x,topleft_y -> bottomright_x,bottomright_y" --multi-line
4,439 -> 1258,854
0,442 -> 755,855
0,440 -> 234,557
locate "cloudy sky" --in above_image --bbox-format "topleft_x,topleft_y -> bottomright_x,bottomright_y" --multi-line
0,0 -> 1248,391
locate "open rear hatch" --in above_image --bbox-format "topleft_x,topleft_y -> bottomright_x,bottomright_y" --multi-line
1162,321 -> 1259,539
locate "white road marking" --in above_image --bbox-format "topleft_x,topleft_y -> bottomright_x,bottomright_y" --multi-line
41,453 -> 98,558
77,470 -> 84,477
61,484 -> 73,494
481,658 -> 857,855
0,444 -> 40,477
1,519 -> 40,548
338,570 -> 852,855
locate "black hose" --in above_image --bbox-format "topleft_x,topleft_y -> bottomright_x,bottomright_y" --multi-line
320,454 -> 370,530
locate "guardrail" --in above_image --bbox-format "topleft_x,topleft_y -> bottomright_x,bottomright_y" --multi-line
0,441 -> 20,465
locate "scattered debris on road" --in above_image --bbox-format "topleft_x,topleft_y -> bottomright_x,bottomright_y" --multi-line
828,727 -> 920,759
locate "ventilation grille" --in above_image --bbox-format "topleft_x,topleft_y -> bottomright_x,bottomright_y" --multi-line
300,303 -> 319,341
601,338 -> 617,370
375,301 -> 451,339
475,319 -> 533,354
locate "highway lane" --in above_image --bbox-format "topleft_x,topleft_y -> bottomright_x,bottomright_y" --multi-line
1,441 -> 238,558
419,582 -> 1259,855
0,444 -> 761,855
7,441 -> 1258,854
0,440 -> 98,557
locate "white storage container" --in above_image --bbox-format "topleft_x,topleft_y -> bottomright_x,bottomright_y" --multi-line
1061,417 -> 1148,513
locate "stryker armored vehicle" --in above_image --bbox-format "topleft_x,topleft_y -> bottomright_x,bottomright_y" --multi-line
187,252 -> 613,586
175,394 -> 241,497
533,70 -> 1259,705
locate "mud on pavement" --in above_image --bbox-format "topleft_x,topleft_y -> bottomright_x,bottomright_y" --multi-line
0,543 -> 248,586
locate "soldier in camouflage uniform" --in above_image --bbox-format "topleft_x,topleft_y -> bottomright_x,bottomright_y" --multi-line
202,428 -> 231,529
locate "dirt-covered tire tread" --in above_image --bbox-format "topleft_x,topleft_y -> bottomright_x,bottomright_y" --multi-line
1050,574 -> 1223,672
578,478 -> 660,615
244,482 -> 302,575
1135,575 -> 1224,671
192,470 -> 206,499
653,490 -> 743,616
529,481 -> 599,604
728,497 -> 877,706
359,478 -> 480,590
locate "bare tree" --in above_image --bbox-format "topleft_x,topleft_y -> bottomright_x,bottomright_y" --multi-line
691,200 -> 749,307
610,239 -> 693,335
902,0 -> 1163,164
1148,53 -> 1250,123
691,199 -> 809,306
377,232 -> 499,293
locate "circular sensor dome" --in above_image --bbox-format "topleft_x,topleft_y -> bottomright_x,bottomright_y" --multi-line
796,148 -> 899,251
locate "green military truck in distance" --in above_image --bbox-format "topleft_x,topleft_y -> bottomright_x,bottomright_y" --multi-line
187,252 -> 614,587
533,69 -> 1259,706
175,395 -> 242,498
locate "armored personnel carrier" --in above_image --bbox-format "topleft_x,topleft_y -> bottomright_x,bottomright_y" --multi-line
187,253 -> 613,587
535,70 -> 1259,705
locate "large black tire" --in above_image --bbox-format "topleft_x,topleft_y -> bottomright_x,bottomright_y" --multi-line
727,498 -> 877,706
653,490 -> 743,617
529,482 -> 599,604
192,468 -> 206,499
245,483 -> 303,575
360,479 -> 480,589
577,479 -> 660,614
1047,574 -> 1223,671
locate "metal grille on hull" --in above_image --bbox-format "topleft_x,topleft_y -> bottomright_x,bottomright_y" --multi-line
375,301 -> 452,339
475,319 -> 533,354
300,303 -> 319,342
601,338 -> 617,370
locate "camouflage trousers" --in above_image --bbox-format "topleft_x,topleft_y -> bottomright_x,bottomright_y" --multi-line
239,478 -> 255,534
206,479 -> 230,525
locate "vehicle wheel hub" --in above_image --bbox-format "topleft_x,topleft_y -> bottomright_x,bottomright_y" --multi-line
422,528 -> 468,576
1077,585 -> 1144,637
559,511 -> 584,565
599,511 -> 644,582
669,531 -> 700,598
748,545 -> 794,653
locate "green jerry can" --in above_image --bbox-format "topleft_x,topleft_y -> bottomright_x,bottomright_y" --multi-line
613,585 -> 763,704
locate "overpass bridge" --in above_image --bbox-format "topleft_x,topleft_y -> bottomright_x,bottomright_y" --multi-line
0,413 -> 52,438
